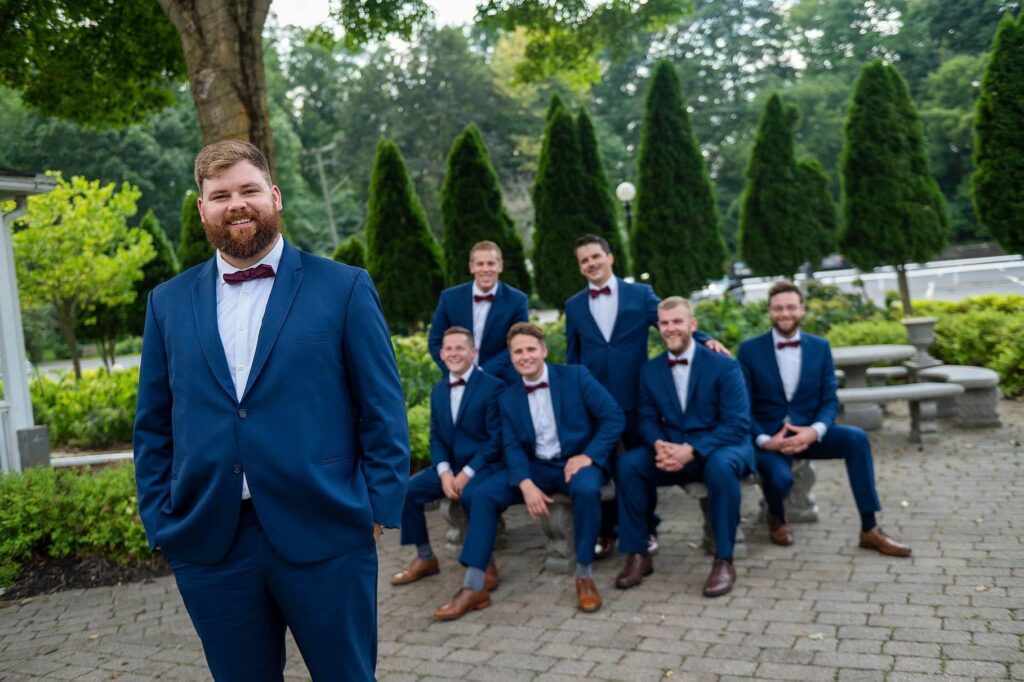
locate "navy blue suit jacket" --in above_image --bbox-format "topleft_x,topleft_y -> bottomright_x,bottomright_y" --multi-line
429,369 -> 504,473
736,331 -> 840,438
638,345 -> 754,469
564,277 -> 710,412
499,363 -> 625,485
133,241 -> 410,565
428,281 -> 529,384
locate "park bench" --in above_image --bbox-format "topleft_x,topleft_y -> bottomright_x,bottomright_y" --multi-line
918,365 -> 1002,428
838,382 -> 964,443
835,366 -> 909,385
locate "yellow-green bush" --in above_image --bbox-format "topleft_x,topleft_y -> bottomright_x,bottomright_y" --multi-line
31,369 -> 139,449
826,320 -> 908,347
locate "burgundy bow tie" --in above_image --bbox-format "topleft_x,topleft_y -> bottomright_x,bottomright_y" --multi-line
474,293 -> 495,303
223,264 -> 275,285
448,378 -> 466,388
524,381 -> 549,394
589,285 -> 612,299
666,357 -> 689,367
776,340 -> 801,350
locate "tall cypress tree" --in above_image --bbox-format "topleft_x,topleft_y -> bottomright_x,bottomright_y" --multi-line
365,139 -> 444,331
632,60 -> 726,297
841,61 -> 948,314
532,107 -> 588,308
740,94 -> 835,277
973,10 -> 1024,254
332,235 -> 366,270
440,123 -> 531,293
546,92 -> 568,121
177,190 -> 213,270
577,107 -> 629,273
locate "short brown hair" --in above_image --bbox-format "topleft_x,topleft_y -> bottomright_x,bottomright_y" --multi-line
767,280 -> 804,303
506,322 -> 545,346
195,140 -> 273,191
443,326 -> 475,346
658,296 -> 693,317
469,241 -> 503,261
574,233 -> 611,256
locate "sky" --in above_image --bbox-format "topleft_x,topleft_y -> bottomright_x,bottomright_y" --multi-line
271,0 -> 479,29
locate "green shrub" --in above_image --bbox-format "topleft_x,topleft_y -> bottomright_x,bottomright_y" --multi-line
539,318 -> 567,364
932,310 -> 1024,368
826,320 -> 908,347
31,369 -> 139,449
694,297 -> 770,353
0,467 -> 60,585
392,334 -> 438,408
801,281 -> 891,335
994,334 -> 1024,399
407,402 -> 431,471
911,293 -> 1024,317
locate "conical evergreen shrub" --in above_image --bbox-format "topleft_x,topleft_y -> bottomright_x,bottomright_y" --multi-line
577,107 -> 629,273
332,235 -> 366,270
177,190 -> 213,270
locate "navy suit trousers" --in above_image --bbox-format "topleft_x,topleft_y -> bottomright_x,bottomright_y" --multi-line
756,423 -> 881,517
169,503 -> 377,682
399,466 -> 494,546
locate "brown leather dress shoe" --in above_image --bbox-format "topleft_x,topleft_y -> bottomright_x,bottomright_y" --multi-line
434,588 -> 490,620
575,577 -> 602,612
390,557 -> 440,585
594,536 -> 617,560
615,553 -> 654,589
703,559 -> 736,598
859,527 -> 912,557
484,563 -> 500,592
768,514 -> 794,546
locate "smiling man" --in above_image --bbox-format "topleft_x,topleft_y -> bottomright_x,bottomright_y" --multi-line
133,140 -> 408,681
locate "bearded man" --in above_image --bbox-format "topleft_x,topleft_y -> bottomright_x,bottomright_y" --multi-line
133,140 -> 409,681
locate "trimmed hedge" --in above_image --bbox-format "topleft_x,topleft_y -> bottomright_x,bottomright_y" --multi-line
31,369 -> 139,449
826,320 -> 908,347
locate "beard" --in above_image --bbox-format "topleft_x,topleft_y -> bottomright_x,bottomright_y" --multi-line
772,318 -> 802,337
204,207 -> 281,260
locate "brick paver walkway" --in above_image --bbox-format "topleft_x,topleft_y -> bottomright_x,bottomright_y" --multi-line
2,403 -> 1022,681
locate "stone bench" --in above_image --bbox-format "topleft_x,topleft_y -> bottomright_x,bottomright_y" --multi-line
918,365 -> 1002,428
838,382 -> 964,443
835,366 -> 908,385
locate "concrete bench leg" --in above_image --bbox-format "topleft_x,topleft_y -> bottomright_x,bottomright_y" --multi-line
935,395 -> 958,420
910,399 -> 940,444
956,386 -> 1002,428
539,502 -> 575,573
439,499 -> 507,555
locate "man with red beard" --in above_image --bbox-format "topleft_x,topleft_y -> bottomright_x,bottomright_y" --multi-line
134,140 -> 408,681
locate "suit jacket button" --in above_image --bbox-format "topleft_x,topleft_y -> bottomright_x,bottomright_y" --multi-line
238,408 -> 247,418
232,464 -> 242,474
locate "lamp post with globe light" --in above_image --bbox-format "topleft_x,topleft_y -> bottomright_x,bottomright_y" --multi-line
615,181 -> 636,233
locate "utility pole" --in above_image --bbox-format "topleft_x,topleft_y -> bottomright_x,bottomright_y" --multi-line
311,142 -> 339,249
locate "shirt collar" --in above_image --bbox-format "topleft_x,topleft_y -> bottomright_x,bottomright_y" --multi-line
523,363 -> 549,388
451,364 -> 474,384
472,281 -> 500,298
216,235 -> 284,285
771,328 -> 802,347
668,340 -> 697,365
589,275 -> 617,295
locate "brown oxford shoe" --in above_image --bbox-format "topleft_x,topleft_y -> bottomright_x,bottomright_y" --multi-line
615,553 -> 654,589
702,559 -> 736,598
390,557 -> 440,585
575,577 -> 602,612
859,527 -> 912,557
594,536 -> 617,560
434,588 -> 490,621
767,514 -> 794,546
484,563 -> 500,592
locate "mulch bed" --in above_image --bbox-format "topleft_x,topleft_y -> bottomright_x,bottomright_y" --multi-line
1,554 -> 170,602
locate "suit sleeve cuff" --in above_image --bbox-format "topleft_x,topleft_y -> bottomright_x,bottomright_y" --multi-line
811,422 -> 827,441
436,462 -> 452,476
461,465 -> 475,479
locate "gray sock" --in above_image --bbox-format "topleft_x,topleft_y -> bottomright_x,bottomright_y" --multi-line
574,563 -> 593,579
416,543 -> 435,561
464,567 -> 486,592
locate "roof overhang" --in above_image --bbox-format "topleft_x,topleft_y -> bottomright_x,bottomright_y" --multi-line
0,174 -> 58,198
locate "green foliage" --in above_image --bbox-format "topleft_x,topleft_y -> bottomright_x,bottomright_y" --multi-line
973,10 -> 1024,254
795,159 -> 838,260
0,464 -> 149,587
332,235 -> 367,269
365,139 -> 445,331
633,61 -> 726,297
392,334 -> 439,408
31,369 -> 139,449
693,298 -> 770,354
826,320 -> 908,347
407,402 -> 432,470
532,107 -> 589,308
800,281 -> 892,336
538,318 -> 568,364
440,124 -> 531,293
932,310 -> 1024,368
910,293 -> 1024,316
177,190 -> 213,270
994,333 -> 1024,398
576,107 -> 629,273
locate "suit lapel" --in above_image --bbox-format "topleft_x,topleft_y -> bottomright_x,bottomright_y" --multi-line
763,332 -> 788,402
514,384 -> 536,449
609,278 -> 630,343
794,334 -> 815,399
192,258 -> 237,402
438,383 -> 454,439
570,291 -> 604,342
548,365 -> 566,450
657,353 -> 685,420
453,371 -> 478,428
479,284 -> 502,350
685,345 -> 705,417
243,241 -> 304,399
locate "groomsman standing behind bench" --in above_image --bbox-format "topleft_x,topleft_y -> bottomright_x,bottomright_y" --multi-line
429,241 -> 529,384
737,280 -> 911,557
614,297 -> 754,597
391,327 -> 505,589
434,323 -> 624,620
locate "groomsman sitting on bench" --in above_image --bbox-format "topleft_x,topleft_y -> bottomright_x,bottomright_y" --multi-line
391,327 -> 505,588
615,297 -> 755,598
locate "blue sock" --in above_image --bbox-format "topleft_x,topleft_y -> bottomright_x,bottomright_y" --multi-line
574,563 -> 593,579
464,567 -> 486,592
416,543 -> 435,561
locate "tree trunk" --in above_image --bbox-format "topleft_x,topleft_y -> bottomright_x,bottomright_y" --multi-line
55,305 -> 82,380
158,0 -> 276,175
896,263 -> 914,316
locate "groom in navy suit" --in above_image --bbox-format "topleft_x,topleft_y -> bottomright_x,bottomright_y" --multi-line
429,240 -> 529,384
134,141 -> 409,681
614,297 -> 754,597
390,326 -> 504,589
737,280 -> 911,557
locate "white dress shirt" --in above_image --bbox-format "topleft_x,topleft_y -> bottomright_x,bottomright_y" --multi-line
755,329 -> 827,447
471,282 -> 498,355
588,276 -> 618,343
525,364 -> 561,460
436,365 -> 476,478
215,236 -> 284,499
667,341 -> 697,416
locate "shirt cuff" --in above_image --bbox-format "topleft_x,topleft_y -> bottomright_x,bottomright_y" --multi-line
461,466 -> 476,479
436,462 -> 452,476
810,422 -> 827,442
755,434 -> 771,448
